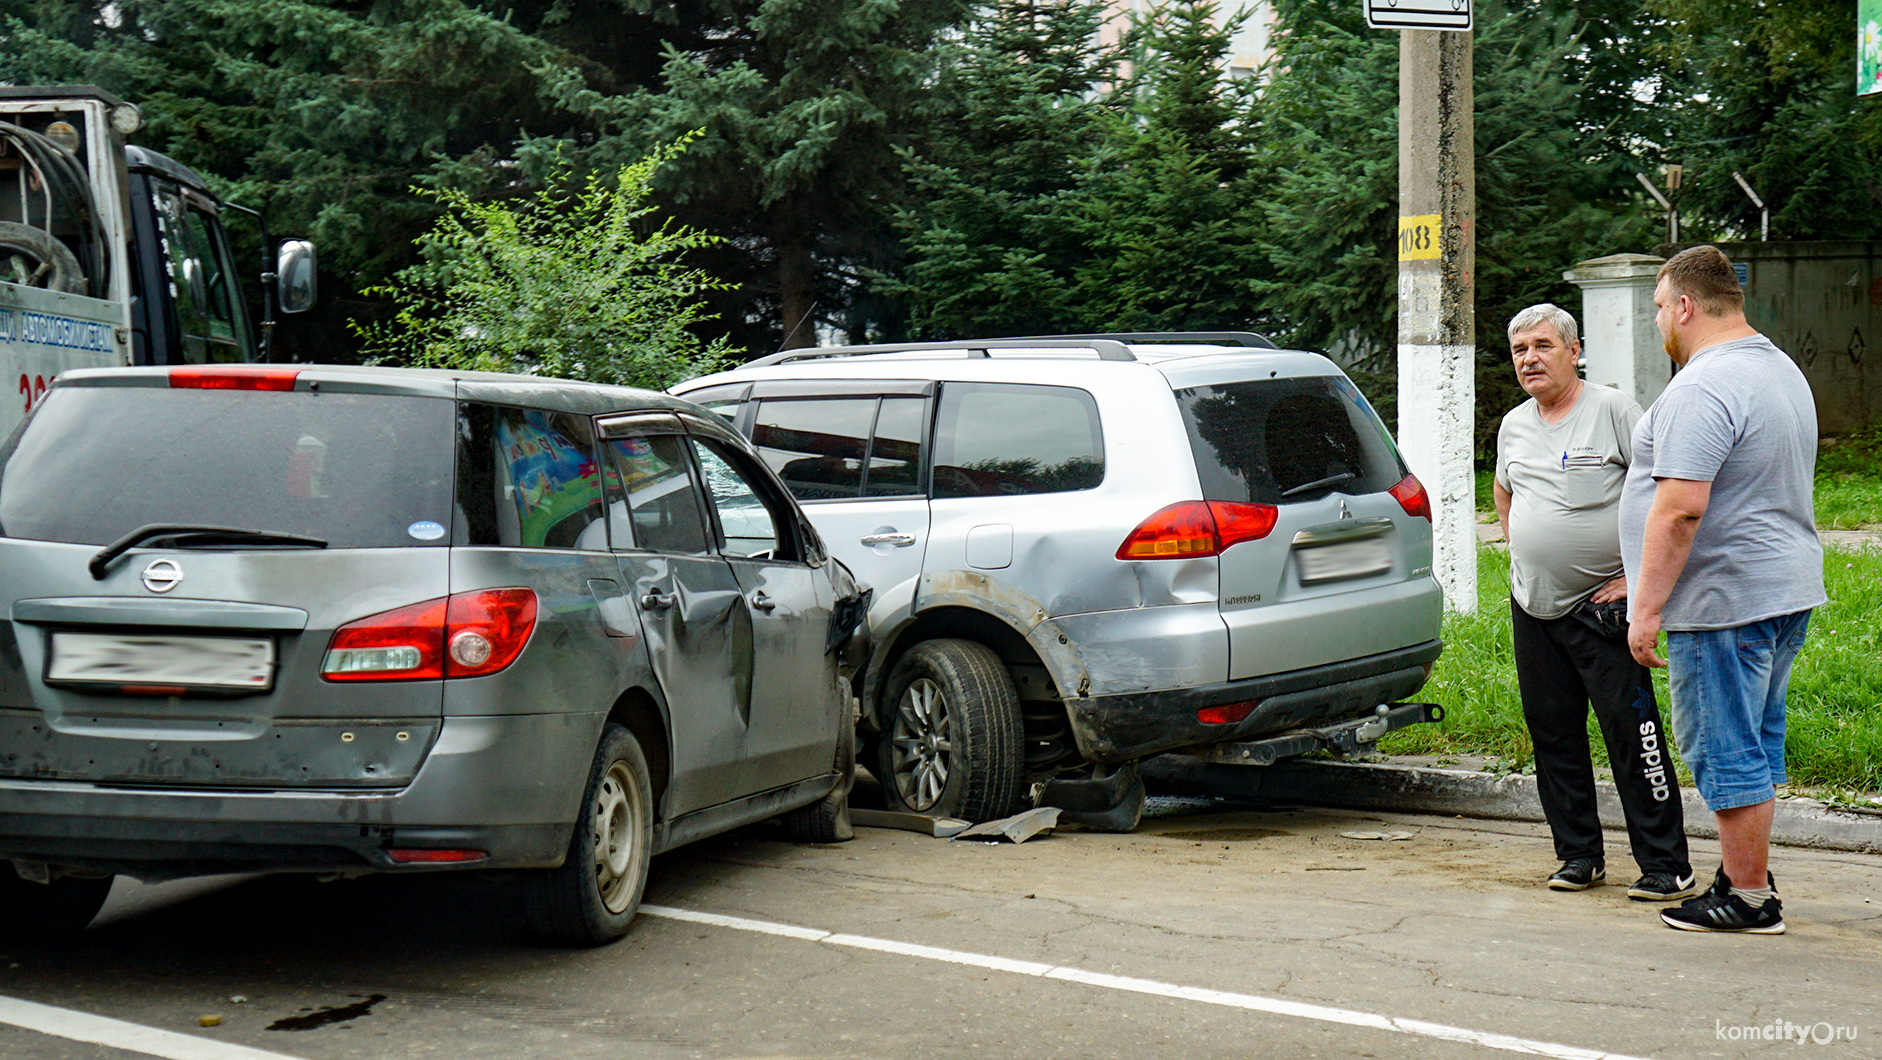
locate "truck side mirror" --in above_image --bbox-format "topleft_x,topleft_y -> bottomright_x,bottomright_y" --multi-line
277,240 -> 317,314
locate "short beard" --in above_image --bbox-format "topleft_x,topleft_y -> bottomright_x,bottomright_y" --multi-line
1663,329 -> 1682,361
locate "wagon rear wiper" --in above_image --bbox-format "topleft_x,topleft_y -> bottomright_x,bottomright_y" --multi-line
90,523 -> 329,579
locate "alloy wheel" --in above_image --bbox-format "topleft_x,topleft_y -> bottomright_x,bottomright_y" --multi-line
889,677 -> 951,811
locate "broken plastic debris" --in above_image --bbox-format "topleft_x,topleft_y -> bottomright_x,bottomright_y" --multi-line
850,808 -> 971,837
1338,830 -> 1416,841
951,807 -> 1061,844
198,1015 -> 222,1027
229,995 -> 248,1004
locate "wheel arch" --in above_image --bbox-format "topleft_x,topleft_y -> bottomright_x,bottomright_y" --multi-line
605,685 -> 671,819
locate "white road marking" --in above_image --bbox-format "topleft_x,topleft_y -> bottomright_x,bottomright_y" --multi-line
0,994 -> 307,1060
642,904 -> 1657,1060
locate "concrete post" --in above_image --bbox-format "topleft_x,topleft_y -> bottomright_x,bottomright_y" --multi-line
1562,253 -> 1670,413
1396,30 -> 1476,613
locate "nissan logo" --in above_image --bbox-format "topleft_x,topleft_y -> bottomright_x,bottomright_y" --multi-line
141,558 -> 184,593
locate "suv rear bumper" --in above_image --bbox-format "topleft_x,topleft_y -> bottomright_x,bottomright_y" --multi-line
1063,639 -> 1442,763
0,712 -> 602,881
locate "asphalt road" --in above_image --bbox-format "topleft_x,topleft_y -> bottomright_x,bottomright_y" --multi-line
3,792 -> 1878,1060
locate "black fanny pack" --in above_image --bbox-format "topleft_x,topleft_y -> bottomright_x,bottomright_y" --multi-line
1577,597 -> 1629,643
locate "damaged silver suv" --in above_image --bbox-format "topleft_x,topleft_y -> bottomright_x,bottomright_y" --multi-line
0,364 -> 864,944
674,334 -> 1445,829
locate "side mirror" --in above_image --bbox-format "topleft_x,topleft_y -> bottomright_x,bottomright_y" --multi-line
276,240 -> 317,314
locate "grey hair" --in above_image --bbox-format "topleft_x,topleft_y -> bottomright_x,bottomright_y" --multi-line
1506,303 -> 1579,348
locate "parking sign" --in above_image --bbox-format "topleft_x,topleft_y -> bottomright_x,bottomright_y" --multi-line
1366,0 -> 1472,32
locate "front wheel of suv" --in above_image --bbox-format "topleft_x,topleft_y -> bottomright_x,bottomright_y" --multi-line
877,639 -> 1024,823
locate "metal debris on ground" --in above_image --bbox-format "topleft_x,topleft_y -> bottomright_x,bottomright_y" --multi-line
951,807 -> 1061,844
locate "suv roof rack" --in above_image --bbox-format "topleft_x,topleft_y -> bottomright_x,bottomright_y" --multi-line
744,337 -> 1138,369
743,331 -> 1276,369
974,331 -> 1277,349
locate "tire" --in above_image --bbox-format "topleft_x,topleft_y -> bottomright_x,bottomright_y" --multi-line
781,681 -> 857,843
876,639 -> 1025,822
0,221 -> 87,294
524,724 -> 653,946
0,864 -> 113,941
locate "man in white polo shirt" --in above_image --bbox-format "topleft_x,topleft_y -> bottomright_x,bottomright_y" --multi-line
1495,304 -> 1693,901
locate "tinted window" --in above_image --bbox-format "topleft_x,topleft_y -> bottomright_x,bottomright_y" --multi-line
1177,376 -> 1404,504
865,397 -> 925,497
603,434 -> 711,554
751,398 -> 872,500
931,383 -> 1104,498
0,387 -> 454,547
151,183 -> 248,363
456,404 -> 605,549
693,440 -> 782,559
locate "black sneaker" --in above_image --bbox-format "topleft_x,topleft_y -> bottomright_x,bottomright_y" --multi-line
1660,887 -> 1785,933
1628,871 -> 1699,902
1547,858 -> 1605,890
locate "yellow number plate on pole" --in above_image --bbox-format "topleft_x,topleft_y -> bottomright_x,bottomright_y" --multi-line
1398,215 -> 1440,261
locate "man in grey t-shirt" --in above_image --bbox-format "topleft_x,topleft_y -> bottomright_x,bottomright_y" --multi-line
1622,245 -> 1826,935
1495,304 -> 1691,900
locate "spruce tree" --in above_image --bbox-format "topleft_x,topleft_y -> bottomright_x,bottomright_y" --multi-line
885,0 -> 1119,338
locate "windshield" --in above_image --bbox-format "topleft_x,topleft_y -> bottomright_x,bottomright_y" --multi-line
0,387 -> 455,547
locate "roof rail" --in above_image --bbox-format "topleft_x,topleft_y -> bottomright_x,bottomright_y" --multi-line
976,331 -> 1277,349
744,337 -> 1139,369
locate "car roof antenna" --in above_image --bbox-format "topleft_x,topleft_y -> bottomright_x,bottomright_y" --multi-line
774,300 -> 818,355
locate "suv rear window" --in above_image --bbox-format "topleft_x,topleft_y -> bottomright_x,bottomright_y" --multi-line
0,387 -> 455,547
1176,376 -> 1404,504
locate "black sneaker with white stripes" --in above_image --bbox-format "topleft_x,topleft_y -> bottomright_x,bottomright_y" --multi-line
1628,871 -> 1699,902
1659,884 -> 1785,933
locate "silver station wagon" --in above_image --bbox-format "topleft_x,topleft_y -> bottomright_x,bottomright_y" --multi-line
0,364 -> 864,944
675,334 -> 1444,828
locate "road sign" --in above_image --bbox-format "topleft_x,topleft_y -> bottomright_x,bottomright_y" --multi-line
1366,0 -> 1472,32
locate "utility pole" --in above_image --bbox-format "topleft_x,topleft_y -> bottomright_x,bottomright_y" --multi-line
1393,26 -> 1476,613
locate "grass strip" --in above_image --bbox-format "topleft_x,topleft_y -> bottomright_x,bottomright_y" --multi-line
1380,543 -> 1882,796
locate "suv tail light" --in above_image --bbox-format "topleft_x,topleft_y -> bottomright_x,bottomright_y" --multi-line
1116,501 -> 1279,560
323,588 -> 537,681
170,366 -> 302,391
1389,474 -> 1432,521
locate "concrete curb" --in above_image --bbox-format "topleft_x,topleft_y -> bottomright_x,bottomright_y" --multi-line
1141,756 -> 1882,855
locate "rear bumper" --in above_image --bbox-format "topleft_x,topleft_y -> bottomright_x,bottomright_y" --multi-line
1062,639 -> 1442,763
0,712 -> 603,881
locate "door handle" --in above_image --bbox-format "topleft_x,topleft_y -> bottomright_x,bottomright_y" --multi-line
750,591 -> 777,612
860,532 -> 917,548
639,590 -> 674,612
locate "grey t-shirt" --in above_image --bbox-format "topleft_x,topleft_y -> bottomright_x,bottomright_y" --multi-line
1619,334 -> 1826,631
1497,383 -> 1640,619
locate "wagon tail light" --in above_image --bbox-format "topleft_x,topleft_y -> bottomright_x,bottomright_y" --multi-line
170,366 -> 302,391
1116,501 -> 1279,560
1389,473 -> 1432,521
323,588 -> 538,681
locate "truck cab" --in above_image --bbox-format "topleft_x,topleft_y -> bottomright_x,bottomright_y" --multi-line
0,86 -> 314,435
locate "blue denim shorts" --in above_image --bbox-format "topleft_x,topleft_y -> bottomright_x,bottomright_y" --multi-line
1666,610 -> 1812,812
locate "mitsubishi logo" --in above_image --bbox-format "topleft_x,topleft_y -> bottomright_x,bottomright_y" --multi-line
1338,499 -> 1352,520
141,558 -> 183,593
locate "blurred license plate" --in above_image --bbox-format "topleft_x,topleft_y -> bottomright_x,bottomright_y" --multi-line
1296,536 -> 1392,584
47,632 -> 275,690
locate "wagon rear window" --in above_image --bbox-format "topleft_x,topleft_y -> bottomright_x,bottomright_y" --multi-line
0,386 -> 455,547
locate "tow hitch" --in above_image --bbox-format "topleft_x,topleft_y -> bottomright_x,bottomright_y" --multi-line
1190,702 -> 1443,767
